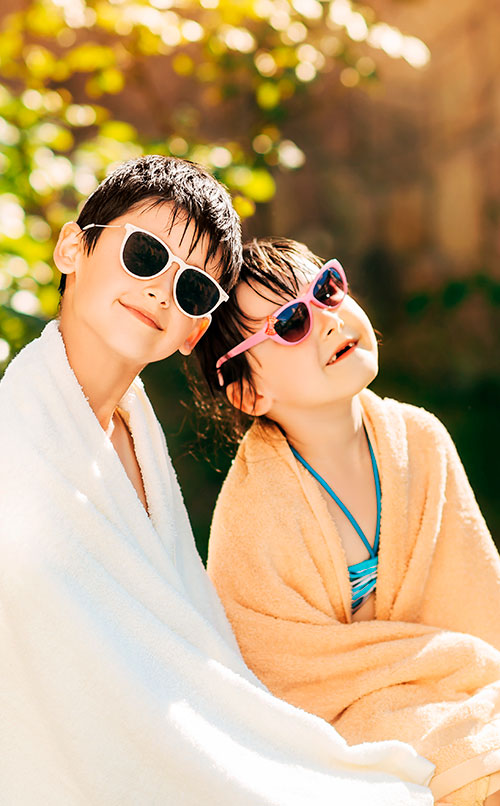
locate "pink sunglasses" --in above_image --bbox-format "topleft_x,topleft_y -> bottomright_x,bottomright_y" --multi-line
216,259 -> 347,385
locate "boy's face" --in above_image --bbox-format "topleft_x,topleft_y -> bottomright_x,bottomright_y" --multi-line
56,202 -> 221,369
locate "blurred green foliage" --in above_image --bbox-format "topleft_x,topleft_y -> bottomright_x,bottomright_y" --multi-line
0,0 -> 426,365
1,0 -> 497,557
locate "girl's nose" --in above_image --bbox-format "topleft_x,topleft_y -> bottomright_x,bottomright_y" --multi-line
317,306 -> 345,338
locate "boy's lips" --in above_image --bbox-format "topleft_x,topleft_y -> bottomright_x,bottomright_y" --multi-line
120,302 -> 162,330
326,338 -> 359,366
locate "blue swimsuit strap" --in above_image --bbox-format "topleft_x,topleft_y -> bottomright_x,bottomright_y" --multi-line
289,428 -> 381,557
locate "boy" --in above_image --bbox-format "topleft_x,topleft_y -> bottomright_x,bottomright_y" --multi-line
0,155 -> 434,804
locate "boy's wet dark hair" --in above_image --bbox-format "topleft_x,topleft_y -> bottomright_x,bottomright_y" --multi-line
59,154 -> 242,295
192,237 -> 323,442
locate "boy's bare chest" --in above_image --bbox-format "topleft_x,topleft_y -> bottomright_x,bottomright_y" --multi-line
110,413 -> 148,512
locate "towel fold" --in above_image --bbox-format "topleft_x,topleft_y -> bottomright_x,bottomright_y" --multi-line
0,323 -> 434,805
208,389 -> 500,805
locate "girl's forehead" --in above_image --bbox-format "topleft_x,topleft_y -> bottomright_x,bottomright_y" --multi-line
236,260 -> 318,318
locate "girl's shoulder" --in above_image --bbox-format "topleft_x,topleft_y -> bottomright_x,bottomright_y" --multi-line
362,389 -> 455,453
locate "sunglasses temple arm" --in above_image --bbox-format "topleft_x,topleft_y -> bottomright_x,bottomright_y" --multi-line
215,330 -> 268,387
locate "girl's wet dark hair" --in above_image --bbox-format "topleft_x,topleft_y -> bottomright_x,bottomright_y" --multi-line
192,237 -> 323,443
59,154 -> 242,295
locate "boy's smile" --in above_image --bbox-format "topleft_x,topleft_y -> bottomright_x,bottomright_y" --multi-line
57,201 -> 222,373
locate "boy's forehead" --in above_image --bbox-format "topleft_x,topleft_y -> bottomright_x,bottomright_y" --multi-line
112,200 -> 221,270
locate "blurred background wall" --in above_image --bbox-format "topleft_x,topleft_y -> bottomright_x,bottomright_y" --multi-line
1,0 -> 498,559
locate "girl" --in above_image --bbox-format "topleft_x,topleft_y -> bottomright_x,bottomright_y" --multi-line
195,237 -> 500,806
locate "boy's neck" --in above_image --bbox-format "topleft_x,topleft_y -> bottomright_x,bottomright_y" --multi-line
276,395 -> 366,466
58,315 -> 143,431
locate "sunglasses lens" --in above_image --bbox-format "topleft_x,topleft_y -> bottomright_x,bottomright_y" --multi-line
123,231 -> 169,278
313,266 -> 345,307
175,268 -> 221,316
275,301 -> 310,343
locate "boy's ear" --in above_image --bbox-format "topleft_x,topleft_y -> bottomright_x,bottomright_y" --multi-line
178,315 -> 212,356
225,379 -> 272,416
53,222 -> 83,276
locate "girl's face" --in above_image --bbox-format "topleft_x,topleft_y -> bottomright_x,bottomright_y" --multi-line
235,267 -> 379,418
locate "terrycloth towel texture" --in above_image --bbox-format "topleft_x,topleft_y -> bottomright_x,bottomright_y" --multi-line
0,322 -> 435,806
208,389 -> 500,805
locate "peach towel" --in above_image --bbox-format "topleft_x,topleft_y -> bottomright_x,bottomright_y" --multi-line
209,390 -> 500,804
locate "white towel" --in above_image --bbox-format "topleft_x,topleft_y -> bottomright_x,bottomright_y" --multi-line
0,321 -> 434,805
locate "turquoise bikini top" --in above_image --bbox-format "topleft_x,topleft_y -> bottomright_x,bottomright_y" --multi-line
289,430 -> 381,615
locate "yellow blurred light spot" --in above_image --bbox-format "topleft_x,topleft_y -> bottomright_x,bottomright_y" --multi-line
32,261 -> 53,283
74,168 -> 99,195
200,0 -> 218,6
340,66 -> 359,87
66,104 -> 97,126
297,44 -> 318,63
57,28 -> 77,47
0,117 -> 20,146
97,68 -> 125,94
151,0 -> 173,7
281,22 -> 307,44
210,147 -> 232,168
346,11 -> 368,41
329,0 -> 352,25
0,270 -> 11,290
44,91 -> 64,113
28,219 -> 52,243
232,195 -> 255,219
292,0 -> 323,19
278,139 -> 305,169
24,46 -> 57,79
321,35 -> 342,55
0,338 -> 10,363
5,256 -> 28,278
241,169 -> 276,203
182,20 -> 203,42
173,53 -> 194,75
224,27 -> 256,53
368,24 -> 402,57
11,290 -> 40,316
296,62 -> 316,81
255,52 -> 277,77
228,166 -> 275,202
402,36 -> 430,68
161,25 -> 181,47
270,11 -> 290,31
256,82 -> 281,109
356,56 -> 375,76
253,134 -> 273,154
36,123 -> 74,151
0,198 -> 25,239
100,121 -> 136,141
2,317 -> 24,341
19,277 -> 37,292
22,89 -> 44,110
38,285 -> 60,317
169,137 -> 189,156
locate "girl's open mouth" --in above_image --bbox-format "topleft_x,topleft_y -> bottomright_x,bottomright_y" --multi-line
326,339 -> 358,366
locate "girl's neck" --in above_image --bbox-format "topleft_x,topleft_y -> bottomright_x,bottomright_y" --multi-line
277,395 -> 366,467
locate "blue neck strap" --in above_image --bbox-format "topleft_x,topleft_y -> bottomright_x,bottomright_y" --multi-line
289,429 -> 381,557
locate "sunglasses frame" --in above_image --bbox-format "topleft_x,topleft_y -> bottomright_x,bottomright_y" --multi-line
216,259 -> 347,386
81,222 -> 229,319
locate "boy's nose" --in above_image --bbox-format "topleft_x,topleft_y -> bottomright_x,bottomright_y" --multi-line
143,272 -> 173,308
